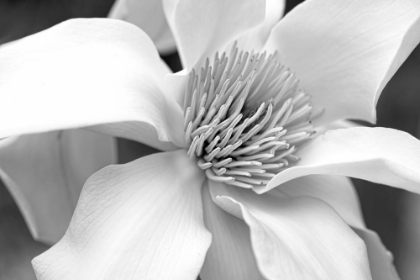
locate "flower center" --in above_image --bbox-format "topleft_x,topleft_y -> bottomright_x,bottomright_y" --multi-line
183,43 -> 315,189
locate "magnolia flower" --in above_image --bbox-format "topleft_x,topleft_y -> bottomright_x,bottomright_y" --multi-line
1,0 -> 420,279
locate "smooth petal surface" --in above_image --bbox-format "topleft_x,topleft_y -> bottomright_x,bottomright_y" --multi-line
163,0 -> 265,70
200,182 -> 265,280
264,0 -> 420,124
164,69 -> 189,107
353,228 -> 400,280
210,182 -> 371,280
269,175 -> 365,228
315,119 -> 361,135
0,129 -> 116,244
0,18 -> 184,150
268,174 -> 399,279
33,150 -> 211,280
109,0 -> 176,54
259,127 -> 420,193
237,0 -> 285,51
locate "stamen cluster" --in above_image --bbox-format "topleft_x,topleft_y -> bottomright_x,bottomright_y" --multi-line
183,43 -> 315,189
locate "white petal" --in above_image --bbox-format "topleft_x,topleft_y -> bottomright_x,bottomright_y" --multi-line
32,150 -> 211,280
237,0 -> 285,51
353,228 -> 400,280
164,69 -> 189,107
200,182 -> 265,280
315,119 -> 361,135
269,175 -> 365,228
109,0 -> 176,54
269,174 -> 399,279
0,129 -> 116,244
211,182 -> 372,280
258,127 -> 420,194
264,0 -> 420,124
0,18 -> 184,150
163,0 -> 266,70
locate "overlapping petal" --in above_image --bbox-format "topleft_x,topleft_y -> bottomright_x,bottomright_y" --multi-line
210,181 -> 371,280
258,127 -> 420,194
164,69 -> 189,107
268,174 -> 399,279
0,18 -> 184,150
353,228 -> 400,280
269,174 -> 365,228
200,183 -> 264,280
109,0 -> 176,54
315,119 -> 361,135
0,129 -> 116,244
237,0 -> 285,51
264,0 -> 420,125
163,0 -> 265,70
32,150 -> 211,280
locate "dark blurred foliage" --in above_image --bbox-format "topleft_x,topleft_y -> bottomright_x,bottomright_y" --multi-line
0,0 -> 420,279
0,0 -> 114,44
0,183 -> 48,279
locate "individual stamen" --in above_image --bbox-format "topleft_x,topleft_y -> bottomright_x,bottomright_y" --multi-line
205,169 -> 234,182
224,170 -> 252,177
245,141 -> 288,156
245,136 -> 276,147
197,159 -> 212,170
187,136 -> 200,158
205,136 -> 220,154
253,172 -> 277,178
191,125 -> 212,138
286,154 -> 301,161
234,176 -> 264,185
245,163 -> 285,170
236,153 -> 274,161
204,147 -> 221,162
224,161 -> 261,168
228,168 -> 266,174
263,146 -> 297,163
219,115 -> 243,139
216,140 -> 242,158
282,131 -> 309,141
212,167 -> 226,176
184,122 -> 193,145
285,103 -> 312,126
230,145 -> 260,157
192,107 -> 206,129
225,181 -> 253,189
212,158 -> 233,168
183,43 -> 316,189
217,128 -> 234,149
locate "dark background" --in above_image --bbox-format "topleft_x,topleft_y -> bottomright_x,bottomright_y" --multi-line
0,0 -> 419,279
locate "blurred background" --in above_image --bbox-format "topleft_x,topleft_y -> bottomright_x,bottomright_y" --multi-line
0,0 -> 419,279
